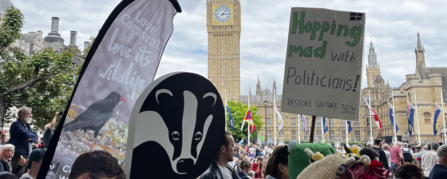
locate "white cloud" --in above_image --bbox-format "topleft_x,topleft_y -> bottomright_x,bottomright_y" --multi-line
13,0 -> 447,95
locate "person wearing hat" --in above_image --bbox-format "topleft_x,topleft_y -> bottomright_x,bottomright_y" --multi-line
20,149 -> 46,179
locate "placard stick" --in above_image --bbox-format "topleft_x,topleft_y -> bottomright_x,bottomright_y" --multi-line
309,115 -> 317,143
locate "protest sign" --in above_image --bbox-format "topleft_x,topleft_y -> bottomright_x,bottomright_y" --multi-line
38,0 -> 181,178
281,8 -> 365,121
124,72 -> 225,178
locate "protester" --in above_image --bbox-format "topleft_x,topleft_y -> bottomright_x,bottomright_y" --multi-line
9,106 -> 38,177
20,149 -> 46,179
239,159 -> 251,175
249,144 -> 256,158
0,172 -> 18,179
0,145 -> 26,175
41,112 -> 59,149
371,138 -> 389,170
422,142 -> 440,178
402,143 -> 414,164
390,142 -> 403,175
359,147 -> 392,179
396,163 -> 423,179
263,145 -> 289,179
252,157 -> 263,178
417,145 -> 429,168
382,144 -> 391,170
201,131 -> 239,179
68,150 -> 125,179
428,144 -> 447,179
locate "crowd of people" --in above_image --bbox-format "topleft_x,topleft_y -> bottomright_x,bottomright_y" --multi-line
198,133 -> 447,179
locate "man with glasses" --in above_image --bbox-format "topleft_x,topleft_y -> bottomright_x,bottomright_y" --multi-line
9,106 -> 38,177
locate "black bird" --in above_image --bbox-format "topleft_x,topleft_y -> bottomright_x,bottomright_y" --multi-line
63,92 -> 127,144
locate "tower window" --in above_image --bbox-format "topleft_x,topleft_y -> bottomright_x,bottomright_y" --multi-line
424,112 -> 431,124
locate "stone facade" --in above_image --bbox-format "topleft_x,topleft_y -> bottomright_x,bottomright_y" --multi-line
206,0 -> 241,101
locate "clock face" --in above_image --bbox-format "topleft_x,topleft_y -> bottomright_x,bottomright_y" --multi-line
214,6 -> 231,23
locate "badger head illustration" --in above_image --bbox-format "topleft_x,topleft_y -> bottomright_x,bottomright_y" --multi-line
128,73 -> 225,178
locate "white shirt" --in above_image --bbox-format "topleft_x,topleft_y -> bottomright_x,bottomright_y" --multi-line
217,164 -> 232,179
249,147 -> 256,154
384,150 -> 391,168
421,150 -> 439,177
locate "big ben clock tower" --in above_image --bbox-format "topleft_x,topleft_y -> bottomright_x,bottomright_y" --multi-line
207,0 -> 241,101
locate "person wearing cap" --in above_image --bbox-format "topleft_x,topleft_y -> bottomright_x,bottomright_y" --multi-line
422,142 -> 440,178
428,144 -> 447,179
20,149 -> 46,179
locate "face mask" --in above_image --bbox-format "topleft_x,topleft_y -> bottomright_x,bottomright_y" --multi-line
25,117 -> 32,124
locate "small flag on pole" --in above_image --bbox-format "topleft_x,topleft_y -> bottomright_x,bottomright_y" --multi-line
323,117 -> 328,134
347,121 -> 353,134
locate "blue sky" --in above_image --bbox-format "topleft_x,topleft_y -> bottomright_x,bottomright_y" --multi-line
14,0 -> 447,95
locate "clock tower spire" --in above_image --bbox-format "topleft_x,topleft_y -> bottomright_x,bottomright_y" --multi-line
207,0 -> 241,101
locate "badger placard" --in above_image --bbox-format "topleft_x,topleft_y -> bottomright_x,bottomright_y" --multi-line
124,72 -> 225,178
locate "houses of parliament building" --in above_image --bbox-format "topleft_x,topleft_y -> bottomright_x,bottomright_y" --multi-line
206,0 -> 447,144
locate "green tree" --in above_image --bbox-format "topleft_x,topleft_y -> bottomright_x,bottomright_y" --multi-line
0,7 -> 78,130
226,100 -> 264,144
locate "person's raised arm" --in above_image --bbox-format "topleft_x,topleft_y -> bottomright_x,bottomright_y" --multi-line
50,112 -> 59,130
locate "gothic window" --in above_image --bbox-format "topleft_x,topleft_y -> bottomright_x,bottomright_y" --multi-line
291,117 -> 296,126
330,130 -> 335,136
267,130 -> 272,141
342,130 -> 346,139
366,117 -> 370,126
342,120 -> 346,127
354,121 -> 360,127
355,130 -> 361,141
424,112 -> 431,124
267,118 -> 271,127
292,130 -> 297,140
330,119 -> 335,127
304,130 -> 309,140
316,118 -> 321,127
267,108 -> 271,115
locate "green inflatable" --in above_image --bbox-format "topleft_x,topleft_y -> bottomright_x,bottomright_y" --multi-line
288,142 -> 337,179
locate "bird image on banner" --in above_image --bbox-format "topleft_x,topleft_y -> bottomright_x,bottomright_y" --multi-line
63,92 -> 127,144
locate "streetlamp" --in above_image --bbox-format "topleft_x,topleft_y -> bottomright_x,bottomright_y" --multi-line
264,100 -> 268,144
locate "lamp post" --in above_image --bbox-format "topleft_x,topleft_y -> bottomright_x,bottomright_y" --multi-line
264,100 -> 268,144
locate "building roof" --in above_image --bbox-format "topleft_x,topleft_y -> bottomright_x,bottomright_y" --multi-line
0,0 -> 13,14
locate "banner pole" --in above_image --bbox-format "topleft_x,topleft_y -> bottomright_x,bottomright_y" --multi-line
441,89 -> 446,144
346,120 -> 348,145
392,90 -> 398,145
298,114 -> 301,144
414,90 -> 421,145
369,90 -> 373,144
309,115 -> 317,143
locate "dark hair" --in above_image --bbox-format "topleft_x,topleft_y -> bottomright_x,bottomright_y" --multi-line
0,172 -> 18,179
374,138 -> 382,145
223,131 -> 232,147
239,158 -> 251,169
396,164 -> 423,179
263,145 -> 289,179
359,147 -> 379,160
68,150 -> 125,179
431,142 -> 440,150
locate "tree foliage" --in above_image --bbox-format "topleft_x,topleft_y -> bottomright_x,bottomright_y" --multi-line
226,100 -> 264,144
0,7 -> 79,130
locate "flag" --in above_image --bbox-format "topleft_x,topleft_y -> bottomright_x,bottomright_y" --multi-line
347,121 -> 353,134
370,108 -> 382,132
275,106 -> 284,131
301,115 -> 307,131
244,108 -> 256,133
407,103 -> 414,136
323,117 -> 328,134
238,139 -> 244,145
388,103 -> 399,132
434,102 -> 442,135
39,0 -> 181,178
226,106 -> 234,131
259,136 -> 264,142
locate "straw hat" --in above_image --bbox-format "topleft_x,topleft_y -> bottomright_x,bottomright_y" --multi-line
296,154 -> 345,179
